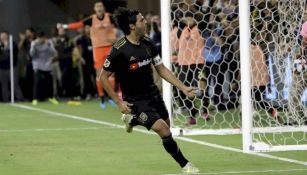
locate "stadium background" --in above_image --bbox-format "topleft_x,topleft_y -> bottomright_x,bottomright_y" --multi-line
0,0 -> 160,37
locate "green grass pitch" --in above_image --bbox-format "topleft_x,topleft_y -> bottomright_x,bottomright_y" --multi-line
0,101 -> 307,175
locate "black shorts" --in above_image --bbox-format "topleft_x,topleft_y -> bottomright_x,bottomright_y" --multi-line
129,95 -> 169,130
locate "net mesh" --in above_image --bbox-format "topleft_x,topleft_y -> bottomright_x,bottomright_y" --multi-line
170,0 -> 241,131
169,0 -> 307,149
250,0 -> 307,147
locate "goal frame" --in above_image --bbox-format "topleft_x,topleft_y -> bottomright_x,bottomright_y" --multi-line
160,0 -> 307,152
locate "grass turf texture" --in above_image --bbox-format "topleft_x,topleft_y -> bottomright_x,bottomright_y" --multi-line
0,101 -> 307,175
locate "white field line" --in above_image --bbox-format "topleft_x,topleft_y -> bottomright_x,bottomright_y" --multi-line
0,127 -> 102,133
11,104 -> 307,167
162,168 -> 307,175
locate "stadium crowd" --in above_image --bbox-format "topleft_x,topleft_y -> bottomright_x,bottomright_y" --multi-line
0,7 -> 161,105
0,0 -> 305,123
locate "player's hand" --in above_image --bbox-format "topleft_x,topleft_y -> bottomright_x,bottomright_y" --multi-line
118,101 -> 133,114
182,86 -> 197,98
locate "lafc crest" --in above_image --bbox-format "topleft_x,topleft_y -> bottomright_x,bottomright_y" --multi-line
138,112 -> 148,123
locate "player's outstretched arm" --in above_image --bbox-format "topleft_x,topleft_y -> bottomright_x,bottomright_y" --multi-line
57,22 -> 84,30
57,16 -> 92,30
99,69 -> 133,114
155,63 -> 196,98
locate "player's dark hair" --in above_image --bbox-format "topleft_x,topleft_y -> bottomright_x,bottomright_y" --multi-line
113,7 -> 140,35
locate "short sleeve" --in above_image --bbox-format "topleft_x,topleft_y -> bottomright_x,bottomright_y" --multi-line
103,47 -> 120,72
152,55 -> 163,66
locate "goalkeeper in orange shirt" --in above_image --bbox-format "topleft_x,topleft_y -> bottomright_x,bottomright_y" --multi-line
57,1 -> 117,109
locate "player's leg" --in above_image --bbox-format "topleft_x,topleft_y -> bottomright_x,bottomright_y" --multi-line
172,63 -> 185,114
32,70 -> 40,105
151,119 -> 187,166
93,47 -> 116,108
178,65 -> 197,124
253,86 -> 278,118
197,64 -> 210,121
45,71 -> 59,105
151,119 -> 199,173
93,47 -> 105,108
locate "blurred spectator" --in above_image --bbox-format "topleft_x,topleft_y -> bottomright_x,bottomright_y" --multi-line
202,25 -> 225,108
219,0 -> 240,109
30,32 -> 58,105
18,28 -> 36,100
53,27 -> 76,98
50,27 -> 62,99
75,26 -> 97,99
251,0 -> 279,49
57,1 -> 117,109
149,15 -> 161,55
0,31 -> 24,102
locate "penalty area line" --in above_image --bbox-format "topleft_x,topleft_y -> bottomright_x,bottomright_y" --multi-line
11,104 -> 307,167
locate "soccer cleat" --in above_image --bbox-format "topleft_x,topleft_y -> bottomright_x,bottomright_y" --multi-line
48,98 -> 59,105
187,117 -> 197,125
100,102 -> 106,109
182,162 -> 199,174
202,113 -> 210,121
121,114 -> 133,133
108,99 -> 117,107
32,99 -> 38,106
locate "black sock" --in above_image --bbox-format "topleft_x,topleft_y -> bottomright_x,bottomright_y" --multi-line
101,96 -> 105,103
162,134 -> 189,168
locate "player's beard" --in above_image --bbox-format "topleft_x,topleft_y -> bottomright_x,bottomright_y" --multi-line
136,27 -> 145,38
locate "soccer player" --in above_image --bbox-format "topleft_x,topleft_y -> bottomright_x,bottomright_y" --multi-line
250,33 -> 278,118
99,7 -> 200,174
176,15 -> 209,124
57,1 -> 117,109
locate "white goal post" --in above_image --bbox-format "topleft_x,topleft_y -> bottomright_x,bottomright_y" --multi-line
160,0 -> 307,152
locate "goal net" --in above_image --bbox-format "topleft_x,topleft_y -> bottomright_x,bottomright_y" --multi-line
161,0 -> 307,152
248,0 -> 307,152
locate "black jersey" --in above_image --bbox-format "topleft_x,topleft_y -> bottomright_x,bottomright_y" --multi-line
103,37 -> 163,101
